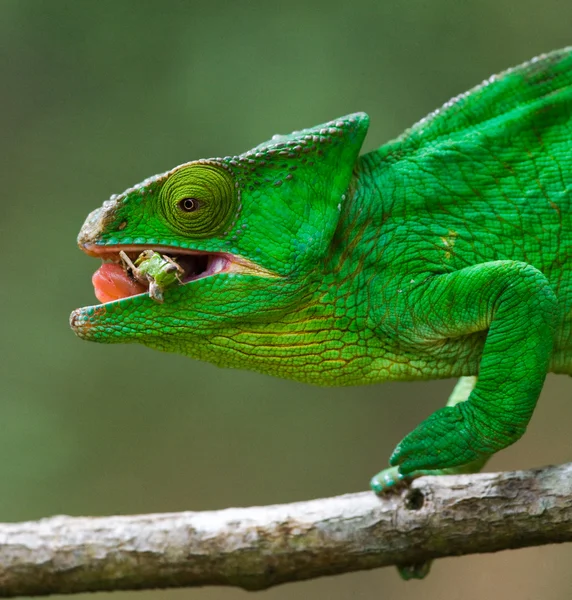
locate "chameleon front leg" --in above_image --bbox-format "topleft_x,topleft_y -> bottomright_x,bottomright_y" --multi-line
370,376 -> 489,493
381,260 -> 558,476
372,379 -> 488,581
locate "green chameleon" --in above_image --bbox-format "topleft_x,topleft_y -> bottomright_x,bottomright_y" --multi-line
71,48 -> 571,502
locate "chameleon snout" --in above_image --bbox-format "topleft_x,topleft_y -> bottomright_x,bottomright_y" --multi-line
77,198 -> 120,248
69,305 -> 101,340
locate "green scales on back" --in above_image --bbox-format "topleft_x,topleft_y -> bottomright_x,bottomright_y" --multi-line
72,49 -> 571,500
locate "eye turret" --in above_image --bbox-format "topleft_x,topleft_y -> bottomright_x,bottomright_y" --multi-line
160,163 -> 237,238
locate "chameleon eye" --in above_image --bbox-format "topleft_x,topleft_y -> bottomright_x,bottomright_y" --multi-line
160,164 -> 237,238
178,197 -> 199,212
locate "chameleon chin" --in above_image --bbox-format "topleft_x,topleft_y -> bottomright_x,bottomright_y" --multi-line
71,47 -> 571,499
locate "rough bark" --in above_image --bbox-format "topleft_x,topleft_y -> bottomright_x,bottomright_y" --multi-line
0,463 -> 571,596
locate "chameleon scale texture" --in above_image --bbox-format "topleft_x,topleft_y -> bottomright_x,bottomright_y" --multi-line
71,48 -> 572,485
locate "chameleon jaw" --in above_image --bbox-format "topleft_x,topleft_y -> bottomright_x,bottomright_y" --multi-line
82,243 -> 278,304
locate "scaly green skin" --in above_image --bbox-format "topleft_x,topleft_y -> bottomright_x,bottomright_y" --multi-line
71,49 -> 572,497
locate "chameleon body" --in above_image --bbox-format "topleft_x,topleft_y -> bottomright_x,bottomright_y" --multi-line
71,48 -> 572,496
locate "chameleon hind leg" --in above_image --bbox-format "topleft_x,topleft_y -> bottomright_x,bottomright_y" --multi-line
370,377 -> 489,494
370,377 -> 489,581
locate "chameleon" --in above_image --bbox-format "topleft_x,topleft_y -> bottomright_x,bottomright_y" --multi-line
71,48 -> 571,501
119,249 -> 184,303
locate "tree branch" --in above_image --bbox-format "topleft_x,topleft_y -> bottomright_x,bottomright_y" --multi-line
1,463 -> 571,596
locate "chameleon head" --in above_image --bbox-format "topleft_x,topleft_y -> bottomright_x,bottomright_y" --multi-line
70,113 -> 369,369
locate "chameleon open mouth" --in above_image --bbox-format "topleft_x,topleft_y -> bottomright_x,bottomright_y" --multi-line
83,244 -> 276,304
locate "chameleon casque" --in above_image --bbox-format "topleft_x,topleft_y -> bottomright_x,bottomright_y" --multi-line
71,48 -> 571,498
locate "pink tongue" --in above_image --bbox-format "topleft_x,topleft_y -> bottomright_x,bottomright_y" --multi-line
92,263 -> 147,303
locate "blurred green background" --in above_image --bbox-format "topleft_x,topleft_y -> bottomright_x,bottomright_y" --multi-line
1,1 -> 571,598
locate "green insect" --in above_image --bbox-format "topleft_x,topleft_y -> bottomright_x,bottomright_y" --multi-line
120,250 -> 183,303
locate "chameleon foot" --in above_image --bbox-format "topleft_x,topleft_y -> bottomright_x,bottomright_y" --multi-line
372,377 -> 484,491
370,455 -> 490,494
370,468 -> 434,580
369,466 -> 405,493
389,404 -> 484,474
397,561 -> 432,580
